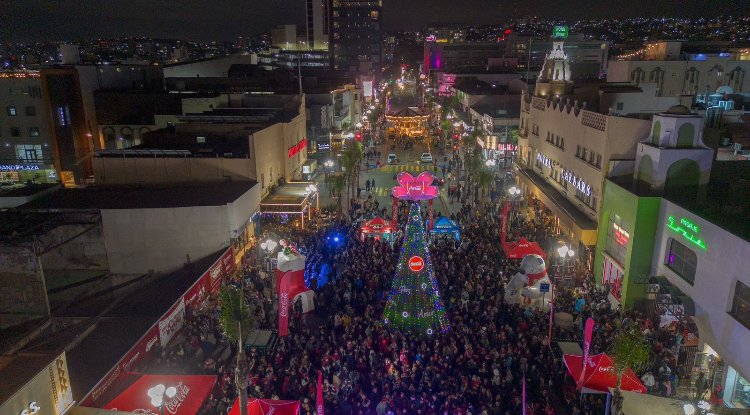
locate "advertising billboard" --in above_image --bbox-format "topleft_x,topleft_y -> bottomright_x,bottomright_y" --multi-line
0,352 -> 74,415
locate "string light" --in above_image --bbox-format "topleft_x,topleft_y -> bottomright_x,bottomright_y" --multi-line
384,203 -> 450,334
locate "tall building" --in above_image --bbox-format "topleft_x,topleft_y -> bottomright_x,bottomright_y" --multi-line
330,0 -> 382,79
306,0 -> 330,50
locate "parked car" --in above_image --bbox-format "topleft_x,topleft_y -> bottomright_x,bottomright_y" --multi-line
420,152 -> 433,163
387,154 -> 398,164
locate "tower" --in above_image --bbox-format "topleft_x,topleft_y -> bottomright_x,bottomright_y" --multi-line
534,40 -> 573,97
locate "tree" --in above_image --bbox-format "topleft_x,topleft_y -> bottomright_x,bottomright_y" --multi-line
476,168 -> 494,204
341,143 -> 363,201
330,174 -> 346,212
218,286 -> 254,415
608,327 -> 652,415
384,202 -> 450,335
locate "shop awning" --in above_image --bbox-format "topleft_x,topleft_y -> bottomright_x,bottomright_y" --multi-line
563,353 -> 646,394
228,398 -> 300,415
102,374 -> 216,415
517,168 -> 598,245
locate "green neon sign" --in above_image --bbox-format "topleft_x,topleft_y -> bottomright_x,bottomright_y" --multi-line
552,25 -> 569,39
666,216 -> 707,250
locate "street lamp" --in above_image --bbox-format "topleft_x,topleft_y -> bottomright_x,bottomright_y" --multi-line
356,122 -> 363,129
369,105 -> 375,110
508,186 -> 521,197
557,244 -> 575,276
260,239 -> 278,273
148,384 -> 176,415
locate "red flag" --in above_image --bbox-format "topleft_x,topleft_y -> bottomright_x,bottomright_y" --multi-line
501,201 -> 509,245
577,317 -> 595,390
522,373 -> 527,415
316,370 -> 324,415
548,285 -> 555,347
278,271 -> 293,337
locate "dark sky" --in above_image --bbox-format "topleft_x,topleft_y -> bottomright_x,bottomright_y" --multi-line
1,0 -> 748,42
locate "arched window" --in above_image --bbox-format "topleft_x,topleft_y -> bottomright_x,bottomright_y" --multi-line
676,123 -> 695,148
728,67 -> 745,91
637,155 -> 653,192
630,68 -> 645,84
651,121 -> 661,146
666,238 -> 697,285
665,159 -> 700,204
103,127 -> 116,147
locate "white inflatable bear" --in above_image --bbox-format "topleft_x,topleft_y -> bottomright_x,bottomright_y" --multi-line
504,254 -> 553,310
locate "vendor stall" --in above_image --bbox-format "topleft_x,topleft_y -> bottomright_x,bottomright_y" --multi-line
228,398 -> 300,415
102,374 -> 216,415
503,237 -> 547,259
563,353 -> 646,394
360,216 -> 394,242
430,216 -> 460,241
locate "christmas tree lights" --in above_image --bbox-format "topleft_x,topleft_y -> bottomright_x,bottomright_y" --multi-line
384,202 -> 450,335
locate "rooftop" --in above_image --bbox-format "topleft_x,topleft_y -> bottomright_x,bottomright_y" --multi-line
452,79 -> 510,95
20,181 -> 257,211
469,95 -> 521,118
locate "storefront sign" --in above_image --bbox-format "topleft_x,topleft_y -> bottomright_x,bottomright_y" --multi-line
0,164 -> 41,171
536,153 -> 552,168
553,25 -> 569,39
666,216 -> 707,250
0,352 -> 73,415
562,169 -> 592,196
498,143 -> 517,152
317,143 -> 330,151
288,138 -> 307,158
613,223 -> 629,246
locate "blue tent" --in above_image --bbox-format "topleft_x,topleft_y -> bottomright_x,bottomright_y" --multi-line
430,216 -> 460,241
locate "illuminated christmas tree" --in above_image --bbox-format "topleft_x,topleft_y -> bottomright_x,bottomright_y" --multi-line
384,202 -> 450,335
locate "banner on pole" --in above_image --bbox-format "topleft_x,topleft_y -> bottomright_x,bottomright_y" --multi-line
578,317 -> 595,390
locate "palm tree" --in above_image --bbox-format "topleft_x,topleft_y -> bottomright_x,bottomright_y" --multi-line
608,326 -> 652,415
341,143 -> 363,201
330,174 -> 346,212
218,286 -> 254,415
476,168 -> 494,204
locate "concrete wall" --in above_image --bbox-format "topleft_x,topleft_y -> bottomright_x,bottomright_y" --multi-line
163,54 -> 257,78
38,223 -> 108,271
226,183 -> 261,236
653,201 -> 750,388
101,205 -> 231,274
0,245 -> 49,328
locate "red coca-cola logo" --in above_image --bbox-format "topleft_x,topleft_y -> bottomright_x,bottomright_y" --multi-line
408,256 -> 424,272
280,293 -> 289,317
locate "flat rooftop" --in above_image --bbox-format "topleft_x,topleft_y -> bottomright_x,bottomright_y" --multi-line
20,181 -> 257,210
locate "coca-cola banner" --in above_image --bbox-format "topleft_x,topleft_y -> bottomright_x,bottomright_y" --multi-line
577,318 -> 595,390
278,271 -> 293,337
159,298 -> 186,348
104,374 -> 217,415
316,370 -> 324,415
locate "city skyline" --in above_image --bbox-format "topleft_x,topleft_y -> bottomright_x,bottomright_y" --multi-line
1,0 -> 748,42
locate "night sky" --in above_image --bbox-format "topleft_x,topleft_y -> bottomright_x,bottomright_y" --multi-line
1,0 -> 748,41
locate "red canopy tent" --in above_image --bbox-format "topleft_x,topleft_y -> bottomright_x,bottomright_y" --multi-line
360,216 -> 394,242
563,353 -> 647,394
103,374 -> 216,415
503,237 -> 547,259
228,398 -> 300,415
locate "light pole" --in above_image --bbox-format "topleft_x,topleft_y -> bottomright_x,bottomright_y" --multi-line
260,239 -> 278,273
148,384 -> 176,415
557,244 -> 575,279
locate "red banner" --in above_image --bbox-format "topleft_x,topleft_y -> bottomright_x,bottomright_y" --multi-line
278,271 -> 293,337
316,371 -> 324,415
522,373 -> 527,415
82,247 -> 234,407
548,287 -> 554,347
501,201 -> 509,246
229,398 -> 300,415
578,318 -> 595,390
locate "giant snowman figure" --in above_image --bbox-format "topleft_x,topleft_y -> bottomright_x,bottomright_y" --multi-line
504,254 -> 552,310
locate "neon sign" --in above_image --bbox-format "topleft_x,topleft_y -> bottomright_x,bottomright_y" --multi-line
613,223 -> 629,246
288,138 -> 307,158
562,169 -> 592,197
536,153 -> 552,168
666,216 -> 707,250
552,25 -> 569,39
0,164 -> 41,171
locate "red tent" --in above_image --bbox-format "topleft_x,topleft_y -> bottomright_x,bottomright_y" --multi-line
103,374 -> 216,415
563,353 -> 647,394
360,216 -> 394,242
503,237 -> 547,259
228,398 -> 300,415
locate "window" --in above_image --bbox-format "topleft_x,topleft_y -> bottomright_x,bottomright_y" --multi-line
616,102 -> 624,111
25,106 -> 36,116
7,106 -> 17,116
15,144 -> 42,162
605,214 -> 629,265
29,127 -> 39,137
730,281 -> 750,329
10,127 -> 20,137
575,187 -> 592,208
576,145 -> 582,158
666,239 -> 697,285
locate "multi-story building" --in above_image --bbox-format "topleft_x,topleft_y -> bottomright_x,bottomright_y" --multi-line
306,0 -> 330,51
593,107 -> 750,410
505,32 -> 609,80
424,42 -> 505,75
607,41 -> 750,100
516,39 -> 680,264
330,0 -> 382,80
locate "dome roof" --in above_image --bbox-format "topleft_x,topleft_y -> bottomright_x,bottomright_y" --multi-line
664,105 -> 694,115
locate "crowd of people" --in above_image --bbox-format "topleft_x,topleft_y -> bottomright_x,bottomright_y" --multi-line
135,172 -> 698,415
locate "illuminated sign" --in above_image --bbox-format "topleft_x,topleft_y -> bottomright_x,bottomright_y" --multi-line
498,143 -> 517,152
552,25 -> 569,39
408,256 -> 425,272
0,164 -> 41,171
425,35 -> 436,42
288,138 -> 307,158
562,169 -> 592,197
536,153 -> 552,168
613,223 -> 630,246
666,216 -> 707,250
